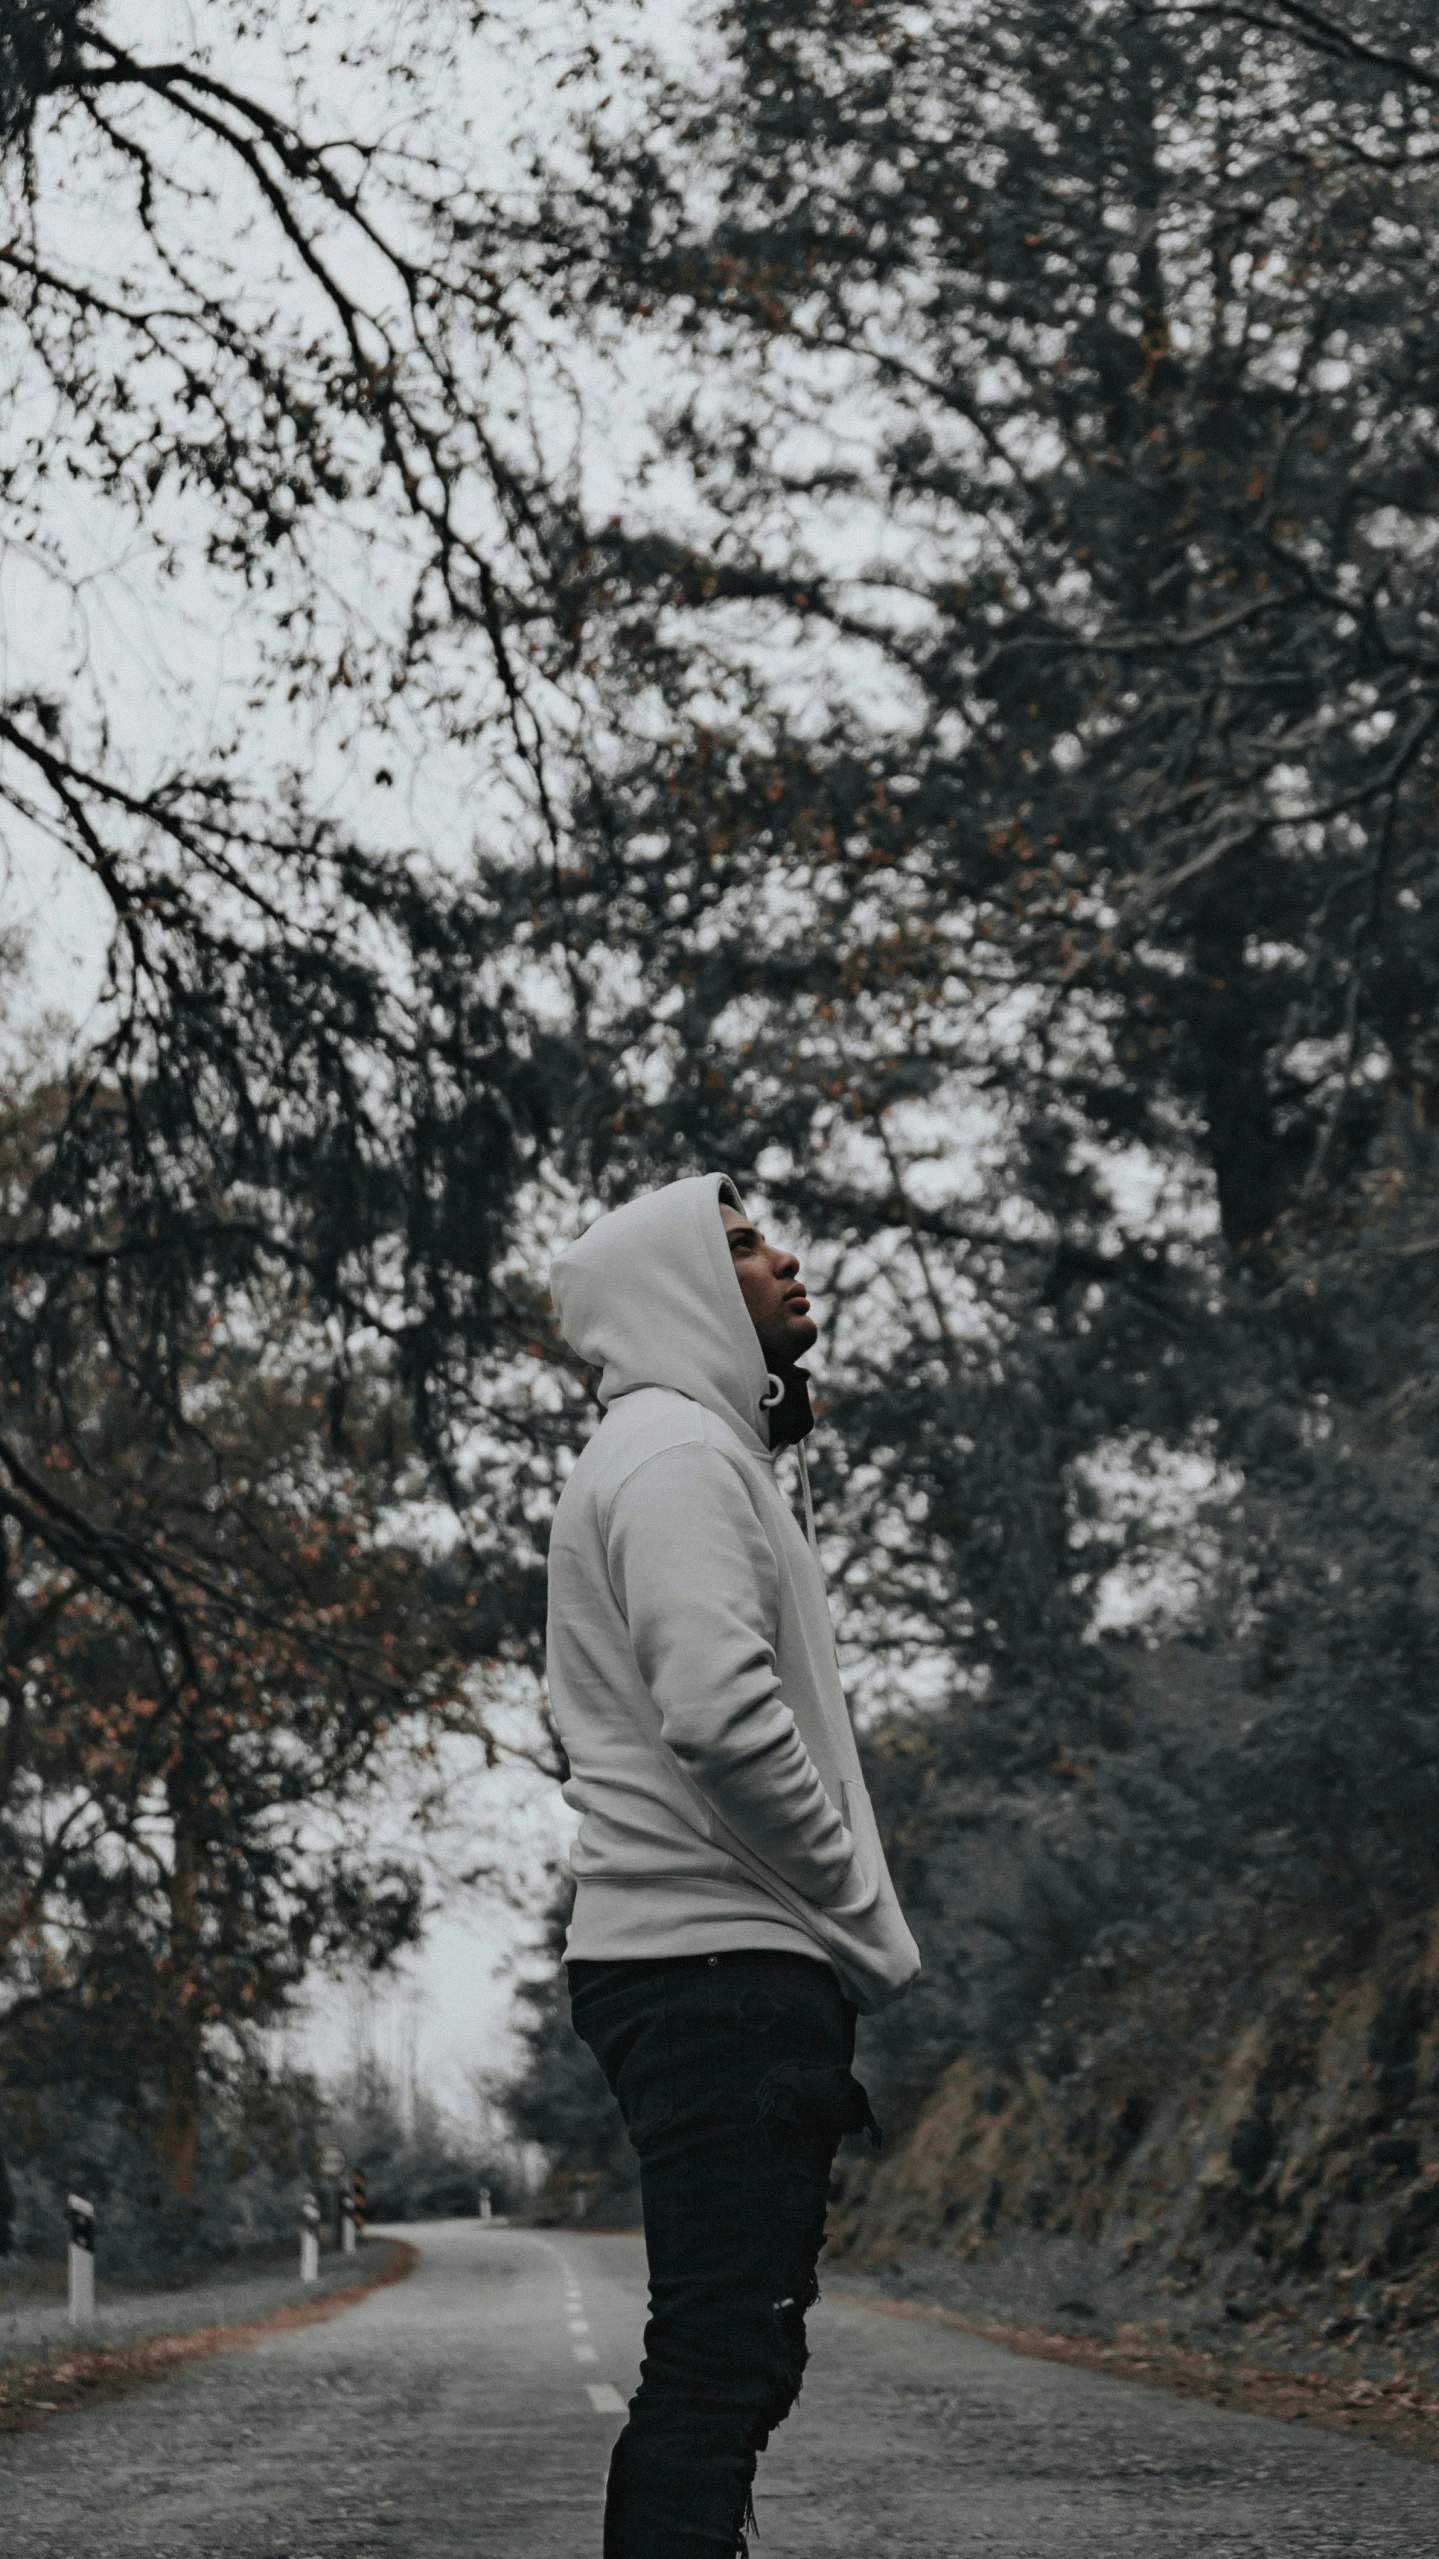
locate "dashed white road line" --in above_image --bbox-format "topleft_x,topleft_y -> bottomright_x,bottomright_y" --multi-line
541,2238 -> 630,2412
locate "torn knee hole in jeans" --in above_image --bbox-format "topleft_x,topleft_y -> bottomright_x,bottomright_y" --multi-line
772,2264 -> 820,2323
754,2059 -> 883,2150
755,2286 -> 813,2436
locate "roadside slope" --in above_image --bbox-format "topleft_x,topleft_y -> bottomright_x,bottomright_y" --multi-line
833,1906 -> 1439,2421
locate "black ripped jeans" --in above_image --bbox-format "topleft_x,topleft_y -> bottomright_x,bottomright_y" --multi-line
569,1949 -> 877,2559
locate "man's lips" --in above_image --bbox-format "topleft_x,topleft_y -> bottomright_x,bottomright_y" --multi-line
785,1290 -> 811,1315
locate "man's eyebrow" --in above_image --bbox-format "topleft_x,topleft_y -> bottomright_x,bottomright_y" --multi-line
725,1221 -> 762,1248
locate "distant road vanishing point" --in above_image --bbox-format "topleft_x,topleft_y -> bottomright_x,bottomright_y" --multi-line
4,2219 -> 1438,2557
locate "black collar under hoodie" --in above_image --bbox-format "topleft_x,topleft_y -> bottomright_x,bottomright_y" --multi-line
545,1172 -> 921,2013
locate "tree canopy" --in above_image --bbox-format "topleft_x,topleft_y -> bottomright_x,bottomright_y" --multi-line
6,0 -> 1439,2211
0,0 -> 570,2194
495,0 -> 1439,2129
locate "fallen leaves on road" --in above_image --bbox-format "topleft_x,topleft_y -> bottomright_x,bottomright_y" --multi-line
0,2242 -> 418,2438
854,2294 -> 1439,2467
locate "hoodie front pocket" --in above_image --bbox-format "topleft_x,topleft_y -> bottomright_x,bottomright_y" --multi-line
840,1781 -> 875,1894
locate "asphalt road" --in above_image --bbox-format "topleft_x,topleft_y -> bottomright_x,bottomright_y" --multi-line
5,2220 -> 1439,2557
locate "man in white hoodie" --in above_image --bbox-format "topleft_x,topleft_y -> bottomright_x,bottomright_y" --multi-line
547,1172 -> 920,2559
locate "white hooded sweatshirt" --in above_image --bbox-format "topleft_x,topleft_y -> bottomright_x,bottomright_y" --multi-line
546,1171 -> 921,2014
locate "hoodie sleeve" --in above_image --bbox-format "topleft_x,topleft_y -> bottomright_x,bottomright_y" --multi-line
604,1441 -> 856,1907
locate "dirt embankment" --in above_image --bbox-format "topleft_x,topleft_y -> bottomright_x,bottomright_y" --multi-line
830,1905 -> 1439,2446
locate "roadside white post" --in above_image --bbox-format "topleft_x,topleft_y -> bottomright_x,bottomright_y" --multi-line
315,2140 -> 348,2252
300,2192 -> 320,2283
478,2185 -> 492,2222
66,2194 -> 95,2323
340,2183 -> 356,2255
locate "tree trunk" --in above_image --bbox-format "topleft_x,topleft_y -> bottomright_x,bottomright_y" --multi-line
158,1814 -> 202,2198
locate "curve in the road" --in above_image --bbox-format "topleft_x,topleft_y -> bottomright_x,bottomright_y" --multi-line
3,2220 -> 1437,2557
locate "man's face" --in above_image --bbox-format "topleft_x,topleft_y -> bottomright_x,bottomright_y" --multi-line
720,1203 -> 818,1367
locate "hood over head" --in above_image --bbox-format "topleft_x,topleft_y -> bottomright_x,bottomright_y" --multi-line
549,1173 -> 775,1456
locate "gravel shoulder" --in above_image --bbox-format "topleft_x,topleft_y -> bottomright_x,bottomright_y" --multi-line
829,2238 -> 1439,2470
0,2236 -> 412,2430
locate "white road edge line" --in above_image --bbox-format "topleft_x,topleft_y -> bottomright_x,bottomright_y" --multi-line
586,2383 -> 626,2414
574,2344 -> 600,2363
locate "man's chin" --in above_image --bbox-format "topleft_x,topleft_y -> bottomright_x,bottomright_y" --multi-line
771,1316 -> 819,1364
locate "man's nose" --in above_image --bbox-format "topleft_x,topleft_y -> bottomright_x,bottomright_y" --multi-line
772,1244 -> 800,1278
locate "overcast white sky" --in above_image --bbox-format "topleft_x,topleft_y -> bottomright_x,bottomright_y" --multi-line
291,1732 -> 574,2103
